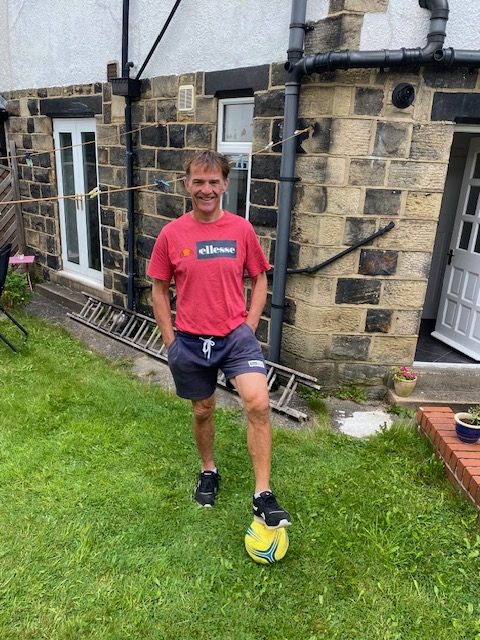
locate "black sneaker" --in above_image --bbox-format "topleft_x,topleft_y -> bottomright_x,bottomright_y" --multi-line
194,470 -> 220,507
253,491 -> 292,529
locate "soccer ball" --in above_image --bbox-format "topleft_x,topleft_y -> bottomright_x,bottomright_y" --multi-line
244,519 -> 289,564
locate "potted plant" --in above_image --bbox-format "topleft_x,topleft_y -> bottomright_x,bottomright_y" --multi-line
392,365 -> 418,397
454,406 -> 480,444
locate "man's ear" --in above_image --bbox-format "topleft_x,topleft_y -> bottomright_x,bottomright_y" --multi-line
222,179 -> 229,193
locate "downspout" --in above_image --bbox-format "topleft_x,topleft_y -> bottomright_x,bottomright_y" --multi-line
269,0 -> 480,363
269,0 -> 308,364
122,0 -> 136,311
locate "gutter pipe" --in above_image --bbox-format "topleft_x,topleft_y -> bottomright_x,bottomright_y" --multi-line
122,0 -> 137,311
269,0 -> 480,363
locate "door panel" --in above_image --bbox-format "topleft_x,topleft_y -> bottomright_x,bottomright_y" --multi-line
432,137 -> 480,360
54,119 -> 102,284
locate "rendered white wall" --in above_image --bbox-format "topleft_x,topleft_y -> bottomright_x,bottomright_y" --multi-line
361,0 -> 480,51
0,0 -> 328,92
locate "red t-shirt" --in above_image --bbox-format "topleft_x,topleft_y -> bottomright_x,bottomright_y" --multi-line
147,211 -> 270,336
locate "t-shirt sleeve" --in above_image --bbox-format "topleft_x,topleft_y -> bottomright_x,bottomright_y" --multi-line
146,230 -> 173,282
244,222 -> 271,277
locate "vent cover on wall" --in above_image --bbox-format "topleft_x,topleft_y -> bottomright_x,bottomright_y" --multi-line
178,85 -> 194,111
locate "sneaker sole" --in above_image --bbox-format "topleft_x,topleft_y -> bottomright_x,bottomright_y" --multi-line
254,514 -> 292,530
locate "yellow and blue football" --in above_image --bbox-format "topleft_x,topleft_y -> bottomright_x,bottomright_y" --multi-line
244,519 -> 289,564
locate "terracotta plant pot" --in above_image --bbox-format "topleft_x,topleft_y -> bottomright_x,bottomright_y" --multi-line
393,378 -> 417,397
454,412 -> 480,444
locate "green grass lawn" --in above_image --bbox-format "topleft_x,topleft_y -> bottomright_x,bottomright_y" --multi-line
1,314 -> 480,640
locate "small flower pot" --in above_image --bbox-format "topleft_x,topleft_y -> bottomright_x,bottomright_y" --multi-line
454,412 -> 480,444
393,378 -> 417,397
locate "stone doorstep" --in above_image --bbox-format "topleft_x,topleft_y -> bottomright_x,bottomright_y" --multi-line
416,406 -> 480,510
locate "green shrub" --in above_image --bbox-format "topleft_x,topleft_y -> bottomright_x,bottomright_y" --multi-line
2,269 -> 32,309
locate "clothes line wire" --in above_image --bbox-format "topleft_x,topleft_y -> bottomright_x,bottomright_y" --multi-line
0,127 -> 313,208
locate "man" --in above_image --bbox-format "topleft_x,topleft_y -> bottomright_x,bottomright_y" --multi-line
147,150 -> 291,529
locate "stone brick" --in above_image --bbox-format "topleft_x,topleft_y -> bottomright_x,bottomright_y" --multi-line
366,308 -> 393,333
136,191 -> 156,216
155,193 -> 185,219
292,213 -> 344,246
102,248 -> 123,271
251,154 -> 281,180
167,124 -> 184,149
137,235 -> 155,259
186,124 -> 213,148
333,87 -> 353,117
22,134 -> 32,149
293,185 -> 327,214
344,218 -> 377,245
157,149 -> 192,172
349,159 -> 386,186
299,87 -> 335,117
394,310 -> 421,335
27,99 -> 39,116
364,189 -> 402,216
354,87 -> 384,116
359,249 -> 398,276
285,274 -> 336,306
337,363 -> 387,386
296,118 -> 332,154
330,335 -> 371,361
100,207 -> 116,227
404,191 -> 443,218
141,124 -> 167,148
135,148 -> 156,168
109,146 -> 125,166
295,304 -> 363,333
329,119 -> 373,156
249,206 -> 277,228
254,91 -> 285,118
131,102 -> 145,124
376,220 -> 437,251
98,165 -> 115,185
373,122 -> 411,158
325,158 -> 347,185
157,100 -> 177,122
196,97 -> 216,123
282,325 -> 328,361
34,117 -> 52,134
336,278 -> 381,304
409,124 -> 454,162
387,161 -> 448,190
97,124 -> 119,146
250,181 -> 276,207
344,0 -> 388,10
253,119 -> 272,150
370,336 -> 417,363
423,69 -> 478,90
269,239 -> 300,270
152,75 -> 178,99
295,156 -> 328,184
305,15 -> 343,51
141,214 -> 169,238
381,280 -> 427,308
397,251 -> 432,278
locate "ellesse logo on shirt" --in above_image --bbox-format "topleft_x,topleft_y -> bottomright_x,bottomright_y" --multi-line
196,240 -> 237,259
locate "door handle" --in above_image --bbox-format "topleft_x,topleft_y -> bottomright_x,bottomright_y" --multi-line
447,249 -> 454,265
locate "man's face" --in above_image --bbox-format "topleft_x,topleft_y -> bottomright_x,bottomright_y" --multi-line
184,163 -> 228,219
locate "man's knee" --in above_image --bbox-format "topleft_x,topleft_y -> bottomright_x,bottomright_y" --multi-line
244,393 -> 270,422
192,396 -> 216,422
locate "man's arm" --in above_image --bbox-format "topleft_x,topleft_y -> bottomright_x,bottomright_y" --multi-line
151,279 -> 176,348
246,271 -> 268,333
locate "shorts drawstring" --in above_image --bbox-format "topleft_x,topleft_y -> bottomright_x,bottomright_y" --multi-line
200,336 -> 215,360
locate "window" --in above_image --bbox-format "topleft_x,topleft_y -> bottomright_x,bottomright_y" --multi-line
217,97 -> 254,219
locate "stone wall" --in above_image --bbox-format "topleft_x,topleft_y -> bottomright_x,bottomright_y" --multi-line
4,0 -> 480,395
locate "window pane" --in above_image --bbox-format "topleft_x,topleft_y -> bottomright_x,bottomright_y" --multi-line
474,228 -> 480,254
82,132 -> 101,271
473,154 -> 480,179
459,221 -> 473,250
223,155 -> 248,217
59,132 -> 79,264
466,186 -> 480,215
222,103 -> 254,143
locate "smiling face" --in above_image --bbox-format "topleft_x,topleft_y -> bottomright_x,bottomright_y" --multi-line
184,162 -> 229,222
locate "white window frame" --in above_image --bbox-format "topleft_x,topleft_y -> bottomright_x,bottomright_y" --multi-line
217,97 -> 254,219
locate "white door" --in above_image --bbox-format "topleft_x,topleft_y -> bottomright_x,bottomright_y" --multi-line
53,118 -> 103,284
432,137 -> 480,360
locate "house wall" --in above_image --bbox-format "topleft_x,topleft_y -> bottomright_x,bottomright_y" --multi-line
3,0 -> 480,396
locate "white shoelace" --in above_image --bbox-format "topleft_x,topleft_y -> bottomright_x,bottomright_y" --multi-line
200,336 -> 215,360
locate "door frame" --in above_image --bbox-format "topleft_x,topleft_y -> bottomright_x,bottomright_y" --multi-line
53,117 -> 103,285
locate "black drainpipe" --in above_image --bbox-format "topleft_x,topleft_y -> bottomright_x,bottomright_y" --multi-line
122,0 -> 136,311
269,0 -> 480,363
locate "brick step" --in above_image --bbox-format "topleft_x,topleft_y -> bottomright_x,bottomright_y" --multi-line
417,406 -> 480,510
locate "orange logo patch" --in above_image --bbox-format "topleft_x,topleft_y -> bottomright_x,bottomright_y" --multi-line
181,247 -> 193,257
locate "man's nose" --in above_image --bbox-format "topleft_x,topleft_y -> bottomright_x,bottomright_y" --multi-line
200,182 -> 213,194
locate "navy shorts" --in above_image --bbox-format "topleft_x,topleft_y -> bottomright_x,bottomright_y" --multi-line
167,323 -> 267,401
